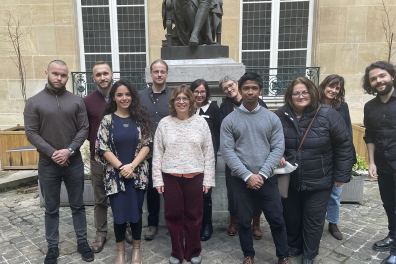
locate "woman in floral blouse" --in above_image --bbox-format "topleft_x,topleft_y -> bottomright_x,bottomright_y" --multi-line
95,79 -> 152,264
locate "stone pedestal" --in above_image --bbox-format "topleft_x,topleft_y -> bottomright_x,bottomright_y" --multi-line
142,153 -> 229,227
145,58 -> 246,99
161,45 -> 229,60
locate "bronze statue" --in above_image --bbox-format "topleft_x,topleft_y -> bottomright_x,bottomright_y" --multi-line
162,0 -> 223,46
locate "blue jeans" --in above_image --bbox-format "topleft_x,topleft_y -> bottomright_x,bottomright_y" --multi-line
326,185 -> 343,224
38,153 -> 87,248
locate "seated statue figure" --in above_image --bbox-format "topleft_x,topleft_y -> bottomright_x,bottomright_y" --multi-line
162,0 -> 223,46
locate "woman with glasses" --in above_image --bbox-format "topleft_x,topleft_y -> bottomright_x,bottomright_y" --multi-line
95,79 -> 152,264
152,84 -> 215,264
318,75 -> 357,241
275,77 -> 354,264
189,79 -> 220,241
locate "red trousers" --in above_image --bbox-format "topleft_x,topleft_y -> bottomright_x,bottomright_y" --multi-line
162,173 -> 204,262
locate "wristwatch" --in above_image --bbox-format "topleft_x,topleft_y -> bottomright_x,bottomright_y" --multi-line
67,147 -> 75,156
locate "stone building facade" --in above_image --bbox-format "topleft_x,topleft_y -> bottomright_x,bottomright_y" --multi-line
0,0 -> 394,129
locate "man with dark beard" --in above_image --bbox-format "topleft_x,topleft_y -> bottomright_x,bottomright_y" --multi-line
83,61 -> 135,252
24,60 -> 93,264
363,61 -> 396,264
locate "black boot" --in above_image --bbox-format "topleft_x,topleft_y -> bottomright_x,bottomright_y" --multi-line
373,236 -> 394,251
200,198 -> 213,241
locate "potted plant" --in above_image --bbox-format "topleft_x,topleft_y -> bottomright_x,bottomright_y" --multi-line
340,154 -> 368,204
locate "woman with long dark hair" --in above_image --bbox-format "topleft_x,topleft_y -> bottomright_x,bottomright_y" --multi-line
189,79 -> 220,241
95,79 -> 152,264
318,74 -> 356,241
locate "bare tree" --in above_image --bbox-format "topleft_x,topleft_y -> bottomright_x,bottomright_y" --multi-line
0,11 -> 31,103
378,0 -> 396,62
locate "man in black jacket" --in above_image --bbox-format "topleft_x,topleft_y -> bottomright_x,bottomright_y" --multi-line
218,75 -> 267,240
362,61 -> 396,264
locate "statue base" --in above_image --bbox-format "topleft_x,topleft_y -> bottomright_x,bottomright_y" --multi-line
161,45 -> 229,60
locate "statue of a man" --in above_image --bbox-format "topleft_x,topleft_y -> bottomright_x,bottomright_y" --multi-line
163,0 -> 223,46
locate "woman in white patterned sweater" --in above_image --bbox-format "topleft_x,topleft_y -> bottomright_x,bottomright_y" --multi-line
152,84 -> 215,264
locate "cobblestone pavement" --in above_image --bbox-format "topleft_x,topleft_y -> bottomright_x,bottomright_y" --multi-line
0,180 -> 391,264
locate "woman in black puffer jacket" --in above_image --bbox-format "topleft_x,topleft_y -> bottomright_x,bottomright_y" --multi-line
275,77 -> 354,264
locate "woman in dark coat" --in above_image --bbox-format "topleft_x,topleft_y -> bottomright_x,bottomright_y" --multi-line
318,74 -> 356,241
275,77 -> 354,264
190,79 -> 220,241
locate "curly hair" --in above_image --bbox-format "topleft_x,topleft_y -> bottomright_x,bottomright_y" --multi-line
362,61 -> 396,95
169,84 -> 197,117
189,79 -> 211,106
284,77 -> 319,112
104,79 -> 152,140
318,74 -> 345,110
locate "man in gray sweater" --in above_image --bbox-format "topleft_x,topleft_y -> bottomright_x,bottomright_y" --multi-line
24,60 -> 93,264
220,72 -> 290,264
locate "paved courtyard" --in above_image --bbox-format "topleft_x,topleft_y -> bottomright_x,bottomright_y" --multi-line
0,180 -> 391,264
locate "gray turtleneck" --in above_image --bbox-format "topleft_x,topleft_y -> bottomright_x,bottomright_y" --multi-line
23,86 -> 88,160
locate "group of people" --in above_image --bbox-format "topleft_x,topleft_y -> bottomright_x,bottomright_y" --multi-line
22,59 -> 396,264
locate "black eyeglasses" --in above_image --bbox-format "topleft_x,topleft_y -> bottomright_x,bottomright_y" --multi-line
291,91 -> 310,98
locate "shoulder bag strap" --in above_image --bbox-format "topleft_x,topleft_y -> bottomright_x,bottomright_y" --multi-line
295,104 -> 322,156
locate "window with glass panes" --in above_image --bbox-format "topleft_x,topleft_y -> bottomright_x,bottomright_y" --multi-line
240,0 -> 312,69
77,0 -> 148,72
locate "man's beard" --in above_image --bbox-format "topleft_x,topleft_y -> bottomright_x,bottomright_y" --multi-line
47,78 -> 65,90
374,80 -> 393,96
98,79 -> 113,90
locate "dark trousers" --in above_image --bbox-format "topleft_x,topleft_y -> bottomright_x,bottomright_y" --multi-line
146,158 -> 160,227
377,171 -> 396,255
225,165 -> 261,216
163,173 -> 204,262
378,171 -> 396,238
38,153 -> 87,249
282,186 -> 332,260
114,218 -> 142,242
231,176 -> 288,259
90,160 -> 108,237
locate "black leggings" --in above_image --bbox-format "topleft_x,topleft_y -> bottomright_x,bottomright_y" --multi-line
114,218 -> 142,243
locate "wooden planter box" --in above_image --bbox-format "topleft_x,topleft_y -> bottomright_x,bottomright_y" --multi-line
0,125 -> 39,170
38,179 -> 95,207
352,123 -> 369,163
340,175 -> 365,204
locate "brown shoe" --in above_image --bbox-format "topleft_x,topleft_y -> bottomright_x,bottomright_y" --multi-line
125,224 -> 133,245
227,215 -> 238,236
328,223 -> 343,240
91,236 -> 106,253
243,256 -> 254,264
131,239 -> 142,264
252,214 -> 262,240
144,226 -> 158,241
278,257 -> 292,264
115,240 -> 126,264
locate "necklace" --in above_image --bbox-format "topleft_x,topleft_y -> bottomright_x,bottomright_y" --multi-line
119,116 -> 130,128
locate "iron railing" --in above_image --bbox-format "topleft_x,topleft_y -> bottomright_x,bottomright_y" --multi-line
72,71 -> 147,97
72,67 -> 320,98
246,67 -> 320,97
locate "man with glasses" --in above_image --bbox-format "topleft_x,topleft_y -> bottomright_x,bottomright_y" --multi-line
218,75 -> 267,240
139,59 -> 172,240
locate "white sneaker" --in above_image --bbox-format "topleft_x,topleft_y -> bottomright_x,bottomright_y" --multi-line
169,256 -> 180,264
191,255 -> 202,264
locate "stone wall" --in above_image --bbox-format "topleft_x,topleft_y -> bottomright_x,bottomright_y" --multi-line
315,0 -> 396,123
0,0 -> 80,129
